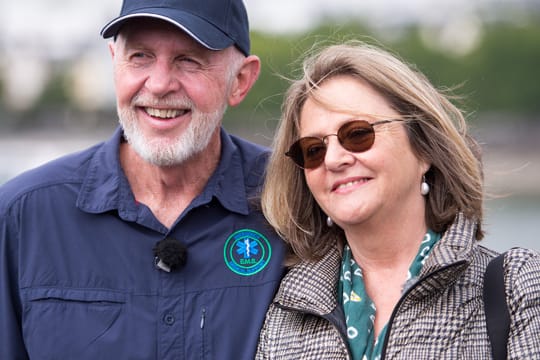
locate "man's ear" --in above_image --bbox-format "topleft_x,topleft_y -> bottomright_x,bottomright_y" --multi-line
228,55 -> 261,107
108,40 -> 116,60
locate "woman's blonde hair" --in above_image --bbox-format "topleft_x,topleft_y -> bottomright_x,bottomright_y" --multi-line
262,41 -> 484,264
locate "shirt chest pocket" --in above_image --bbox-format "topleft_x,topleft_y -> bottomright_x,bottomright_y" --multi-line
22,287 -> 126,359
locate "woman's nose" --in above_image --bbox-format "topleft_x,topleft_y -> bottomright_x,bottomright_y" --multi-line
323,136 -> 355,170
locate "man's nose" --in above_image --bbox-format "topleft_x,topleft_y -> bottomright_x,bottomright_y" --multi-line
144,60 -> 182,97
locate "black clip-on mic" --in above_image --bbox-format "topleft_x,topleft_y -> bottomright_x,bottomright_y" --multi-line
153,237 -> 188,272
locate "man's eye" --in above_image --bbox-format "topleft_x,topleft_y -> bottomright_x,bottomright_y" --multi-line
132,52 -> 148,59
127,52 -> 150,63
177,57 -> 201,69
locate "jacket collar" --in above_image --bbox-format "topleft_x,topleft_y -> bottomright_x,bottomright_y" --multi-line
403,213 -> 476,301
274,214 -> 477,312
420,213 -> 476,276
274,245 -> 342,316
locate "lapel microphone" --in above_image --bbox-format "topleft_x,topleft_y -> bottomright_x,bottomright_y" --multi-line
153,237 -> 188,272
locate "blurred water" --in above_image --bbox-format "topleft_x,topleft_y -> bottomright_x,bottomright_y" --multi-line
0,130 -> 111,185
1,131 -> 539,253
483,196 -> 540,252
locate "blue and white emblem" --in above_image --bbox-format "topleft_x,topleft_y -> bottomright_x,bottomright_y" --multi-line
223,229 -> 272,276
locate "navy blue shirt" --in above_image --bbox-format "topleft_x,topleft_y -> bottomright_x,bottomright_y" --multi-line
0,127 -> 286,359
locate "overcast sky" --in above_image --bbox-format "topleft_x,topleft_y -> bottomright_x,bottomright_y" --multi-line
2,0 -> 525,52
246,0 -> 497,32
0,0 -> 540,58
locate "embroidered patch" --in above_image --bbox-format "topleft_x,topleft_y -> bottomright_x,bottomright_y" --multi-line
223,229 -> 272,276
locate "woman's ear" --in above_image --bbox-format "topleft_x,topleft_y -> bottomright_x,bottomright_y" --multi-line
422,162 -> 431,175
228,55 -> 261,107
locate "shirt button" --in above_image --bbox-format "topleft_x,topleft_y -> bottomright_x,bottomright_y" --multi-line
163,313 -> 175,325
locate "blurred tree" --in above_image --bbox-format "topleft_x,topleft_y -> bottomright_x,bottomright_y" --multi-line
227,17 -> 540,132
468,22 -> 540,114
2,17 -> 540,130
35,70 -> 70,108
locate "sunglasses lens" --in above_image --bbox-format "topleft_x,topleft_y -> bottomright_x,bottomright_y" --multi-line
286,120 -> 378,169
339,121 -> 375,152
286,137 -> 326,169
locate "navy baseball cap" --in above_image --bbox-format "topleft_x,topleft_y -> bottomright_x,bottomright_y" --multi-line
100,0 -> 251,56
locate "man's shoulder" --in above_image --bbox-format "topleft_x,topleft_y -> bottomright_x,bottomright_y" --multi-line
229,134 -> 270,166
0,143 -> 101,209
228,134 -> 271,185
229,134 -> 270,155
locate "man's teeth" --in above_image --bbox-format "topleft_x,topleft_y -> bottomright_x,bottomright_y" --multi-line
145,107 -> 186,118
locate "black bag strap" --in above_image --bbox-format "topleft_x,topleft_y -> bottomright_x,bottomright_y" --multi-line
483,252 -> 510,360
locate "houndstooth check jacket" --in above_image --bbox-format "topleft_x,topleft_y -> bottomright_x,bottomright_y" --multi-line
256,214 -> 540,359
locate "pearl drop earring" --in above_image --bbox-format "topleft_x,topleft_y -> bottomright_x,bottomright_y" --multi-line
326,216 -> 333,227
421,175 -> 430,196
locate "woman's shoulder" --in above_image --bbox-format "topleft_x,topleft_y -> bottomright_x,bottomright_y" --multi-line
502,247 -> 540,286
501,247 -> 540,357
504,246 -> 540,264
474,246 -> 540,286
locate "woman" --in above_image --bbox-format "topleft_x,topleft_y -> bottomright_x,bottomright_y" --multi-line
256,42 -> 540,359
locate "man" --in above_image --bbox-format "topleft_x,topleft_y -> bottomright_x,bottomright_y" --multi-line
0,0 -> 285,358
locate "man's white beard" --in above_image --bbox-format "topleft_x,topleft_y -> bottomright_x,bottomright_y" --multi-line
118,100 -> 226,167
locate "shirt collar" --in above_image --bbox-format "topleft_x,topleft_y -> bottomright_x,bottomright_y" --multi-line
77,126 -> 249,218
190,128 -> 249,215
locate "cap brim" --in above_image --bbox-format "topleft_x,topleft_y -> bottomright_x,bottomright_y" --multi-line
100,9 -> 234,52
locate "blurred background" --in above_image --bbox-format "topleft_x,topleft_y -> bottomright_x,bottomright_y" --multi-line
1,0 -> 539,251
